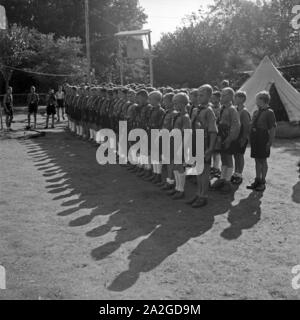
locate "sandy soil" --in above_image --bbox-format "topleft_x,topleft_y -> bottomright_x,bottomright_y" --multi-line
0,114 -> 299,300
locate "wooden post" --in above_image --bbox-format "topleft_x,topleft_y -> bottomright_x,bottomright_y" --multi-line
85,0 -> 91,84
118,25 -> 124,85
148,31 -> 154,86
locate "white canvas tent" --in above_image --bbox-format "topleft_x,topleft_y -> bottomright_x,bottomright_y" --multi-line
240,56 -> 300,122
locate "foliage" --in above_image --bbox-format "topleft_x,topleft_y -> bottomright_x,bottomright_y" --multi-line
153,0 -> 300,87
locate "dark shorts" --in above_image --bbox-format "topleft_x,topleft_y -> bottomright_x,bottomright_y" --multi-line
57,99 -> 64,108
5,104 -> 13,117
28,103 -> 38,114
47,104 -> 56,116
230,139 -> 248,155
250,129 -> 270,159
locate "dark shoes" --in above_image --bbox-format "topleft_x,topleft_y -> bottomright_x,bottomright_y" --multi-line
192,197 -> 208,208
167,189 -> 177,196
185,196 -> 198,205
247,178 -> 266,192
231,176 -> 243,185
211,179 -> 225,190
186,196 -> 208,208
210,168 -> 221,178
161,183 -> 174,191
219,182 -> 233,194
153,175 -> 162,185
172,192 -> 185,200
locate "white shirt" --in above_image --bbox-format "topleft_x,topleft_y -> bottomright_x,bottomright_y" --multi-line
56,91 -> 65,100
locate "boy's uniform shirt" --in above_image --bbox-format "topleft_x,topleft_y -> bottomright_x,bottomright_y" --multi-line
218,104 -> 240,143
162,109 -> 178,131
251,107 -> 277,131
237,106 -> 251,142
27,92 -> 39,105
133,103 -> 153,130
192,103 -> 218,151
47,93 -> 56,106
148,105 -> 166,130
212,103 -> 221,123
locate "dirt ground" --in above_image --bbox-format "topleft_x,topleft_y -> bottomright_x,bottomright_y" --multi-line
0,113 -> 299,300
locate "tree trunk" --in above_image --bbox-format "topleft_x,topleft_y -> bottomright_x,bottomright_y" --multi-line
0,67 -> 13,90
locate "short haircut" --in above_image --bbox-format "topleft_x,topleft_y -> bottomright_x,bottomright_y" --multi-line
146,87 -> 155,93
149,90 -> 163,102
173,92 -> 189,105
235,91 -> 247,101
190,89 -> 198,97
222,87 -> 235,99
164,88 -> 174,94
212,91 -> 221,99
256,91 -> 270,104
136,89 -> 149,99
222,80 -> 229,87
164,92 -> 175,102
199,84 -> 213,97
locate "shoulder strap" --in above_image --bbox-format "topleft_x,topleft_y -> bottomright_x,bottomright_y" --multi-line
252,108 -> 267,128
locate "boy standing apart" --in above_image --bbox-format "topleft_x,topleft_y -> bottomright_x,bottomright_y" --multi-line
45,89 -> 57,129
3,86 -> 14,131
27,86 -> 39,129
247,91 -> 276,192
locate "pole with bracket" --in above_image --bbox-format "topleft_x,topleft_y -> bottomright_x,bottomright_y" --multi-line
85,0 -> 91,85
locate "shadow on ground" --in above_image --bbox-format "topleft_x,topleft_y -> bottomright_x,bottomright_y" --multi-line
21,128 -> 263,292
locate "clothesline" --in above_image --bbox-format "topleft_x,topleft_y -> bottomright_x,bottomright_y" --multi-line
0,64 -> 77,77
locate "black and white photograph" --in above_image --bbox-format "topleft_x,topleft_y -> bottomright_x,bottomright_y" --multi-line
0,0 -> 300,305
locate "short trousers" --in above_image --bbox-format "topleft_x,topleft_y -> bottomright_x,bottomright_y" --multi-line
28,103 -> 38,114
47,104 -> 56,116
250,128 -> 270,159
5,104 -> 13,117
57,99 -> 64,108
229,139 -> 248,155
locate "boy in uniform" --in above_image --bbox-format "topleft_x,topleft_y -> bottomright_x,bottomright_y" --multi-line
212,87 -> 240,194
231,91 -> 251,185
45,89 -> 57,129
186,85 -> 218,208
167,93 -> 192,200
160,93 -> 178,191
27,86 -> 39,129
144,91 -> 166,184
210,91 -> 222,177
247,91 -> 276,192
3,86 -> 14,131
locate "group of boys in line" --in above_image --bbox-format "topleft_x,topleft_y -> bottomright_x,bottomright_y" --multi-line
64,80 -> 277,208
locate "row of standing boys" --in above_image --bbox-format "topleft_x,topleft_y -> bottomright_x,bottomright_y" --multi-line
65,81 -> 277,208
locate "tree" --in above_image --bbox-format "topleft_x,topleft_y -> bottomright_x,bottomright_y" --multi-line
153,0 -> 300,87
0,24 -> 87,92
0,24 -> 35,89
2,0 -> 148,80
